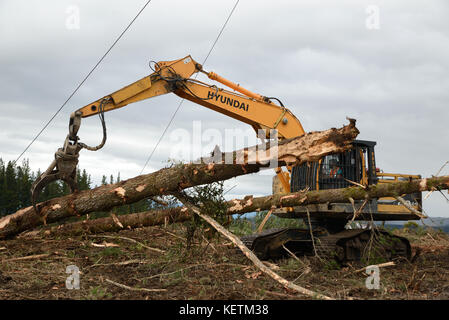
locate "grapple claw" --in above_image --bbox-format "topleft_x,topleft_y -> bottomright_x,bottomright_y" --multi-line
31,145 -> 80,214
30,109 -> 106,215
31,165 -> 58,214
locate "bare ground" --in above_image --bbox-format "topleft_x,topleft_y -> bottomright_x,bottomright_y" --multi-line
0,224 -> 448,300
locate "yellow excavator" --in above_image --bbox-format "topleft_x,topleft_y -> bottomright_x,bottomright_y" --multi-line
32,56 -> 422,263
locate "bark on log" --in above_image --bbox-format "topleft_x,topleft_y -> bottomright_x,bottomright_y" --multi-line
0,120 -> 359,239
200,118 -> 358,166
223,175 -> 449,218
21,207 -> 191,237
27,175 -> 449,237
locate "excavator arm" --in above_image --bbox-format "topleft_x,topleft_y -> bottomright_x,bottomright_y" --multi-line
31,55 -> 305,212
77,55 -> 304,138
77,56 -> 198,117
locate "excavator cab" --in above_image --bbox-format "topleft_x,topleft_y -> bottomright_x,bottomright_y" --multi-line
291,140 -> 377,192
271,140 -> 422,221
252,140 -> 422,262
286,139 -> 422,221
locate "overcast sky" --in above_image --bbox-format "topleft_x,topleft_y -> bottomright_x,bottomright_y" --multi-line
1,0 -> 448,218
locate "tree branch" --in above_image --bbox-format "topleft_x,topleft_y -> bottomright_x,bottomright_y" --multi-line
172,191 -> 333,300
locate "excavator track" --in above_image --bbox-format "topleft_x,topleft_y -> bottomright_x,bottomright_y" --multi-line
241,228 -> 411,264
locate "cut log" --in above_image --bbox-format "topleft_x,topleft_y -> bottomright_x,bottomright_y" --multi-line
0,119 -> 359,239
27,175 -> 449,237
200,118 -> 358,166
21,207 -> 192,237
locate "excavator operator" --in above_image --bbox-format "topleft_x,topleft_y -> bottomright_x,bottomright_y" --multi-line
329,159 -> 343,178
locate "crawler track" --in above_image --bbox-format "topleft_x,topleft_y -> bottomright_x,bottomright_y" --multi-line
241,228 -> 411,263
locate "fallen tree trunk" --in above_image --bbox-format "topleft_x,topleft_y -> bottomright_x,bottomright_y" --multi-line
26,175 -> 449,237
21,207 -> 191,237
219,175 -> 449,217
0,119 -> 359,239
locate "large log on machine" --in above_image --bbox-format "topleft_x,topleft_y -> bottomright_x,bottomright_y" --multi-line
0,120 -> 358,239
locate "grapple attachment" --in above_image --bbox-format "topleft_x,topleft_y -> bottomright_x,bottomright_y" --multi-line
31,144 -> 80,213
31,101 -> 107,214
31,111 -> 83,213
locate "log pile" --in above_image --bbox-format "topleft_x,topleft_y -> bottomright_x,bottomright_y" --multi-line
0,119 -> 359,239
21,174 -> 448,237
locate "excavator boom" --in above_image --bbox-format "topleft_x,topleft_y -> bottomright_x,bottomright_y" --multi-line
31,55 -> 304,210
76,55 -> 304,138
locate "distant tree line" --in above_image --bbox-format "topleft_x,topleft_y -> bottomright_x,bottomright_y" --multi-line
0,158 -> 159,217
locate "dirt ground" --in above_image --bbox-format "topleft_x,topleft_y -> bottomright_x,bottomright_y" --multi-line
0,224 -> 448,300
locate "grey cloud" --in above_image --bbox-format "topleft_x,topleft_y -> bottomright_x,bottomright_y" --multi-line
1,0 -> 448,217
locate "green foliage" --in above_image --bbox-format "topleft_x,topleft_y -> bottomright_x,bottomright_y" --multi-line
323,259 -> 341,271
190,181 -> 228,222
404,221 -> 419,230
0,158 -> 93,216
360,231 -> 398,265
183,181 -> 228,248
255,211 -> 305,230
87,286 -> 112,300
229,211 -> 306,236
0,157 -> 170,218
403,221 -> 428,236
99,247 -> 123,257
228,217 -> 254,236
283,258 -> 304,270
